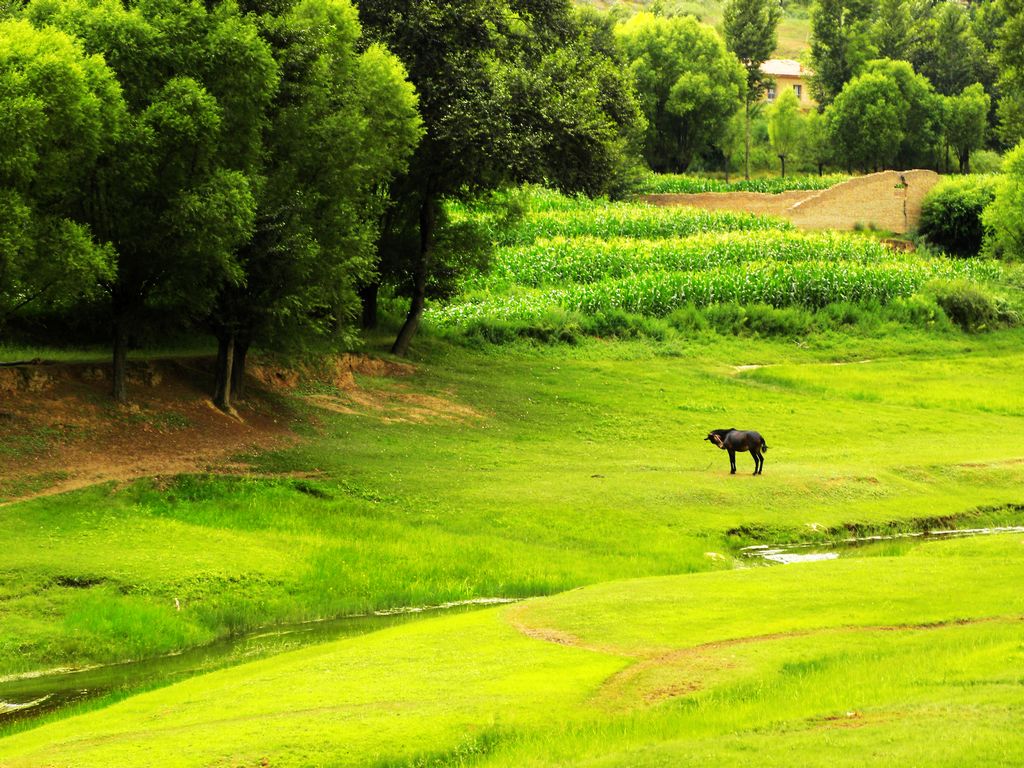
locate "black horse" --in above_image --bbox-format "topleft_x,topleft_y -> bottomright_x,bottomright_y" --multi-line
704,428 -> 768,475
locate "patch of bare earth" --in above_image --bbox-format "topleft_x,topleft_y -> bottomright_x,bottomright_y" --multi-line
265,353 -> 484,425
0,358 -> 301,505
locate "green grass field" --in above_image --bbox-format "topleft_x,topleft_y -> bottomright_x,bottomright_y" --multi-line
1,532 -> 1021,767
2,177 -> 1023,764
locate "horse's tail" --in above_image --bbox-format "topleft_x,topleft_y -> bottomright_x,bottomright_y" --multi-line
761,439 -> 769,452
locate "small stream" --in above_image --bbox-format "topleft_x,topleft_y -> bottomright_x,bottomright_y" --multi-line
0,597 -> 517,731
740,525 -> 1024,564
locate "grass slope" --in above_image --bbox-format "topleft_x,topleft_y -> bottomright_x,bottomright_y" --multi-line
1,332 -> 1023,676
2,533 -> 1021,766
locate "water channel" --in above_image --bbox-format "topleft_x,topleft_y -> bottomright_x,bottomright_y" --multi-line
0,598 -> 517,732
740,525 -> 1024,564
4,526 -> 1023,733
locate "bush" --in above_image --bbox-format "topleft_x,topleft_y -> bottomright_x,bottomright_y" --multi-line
579,309 -> 667,340
928,279 -> 1000,331
919,175 -> 998,257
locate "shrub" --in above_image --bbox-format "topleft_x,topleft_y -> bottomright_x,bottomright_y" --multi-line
928,279 -> 1000,331
580,309 -> 668,340
919,175 -> 998,257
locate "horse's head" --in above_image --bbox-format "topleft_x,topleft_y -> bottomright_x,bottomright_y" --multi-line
705,432 -> 725,448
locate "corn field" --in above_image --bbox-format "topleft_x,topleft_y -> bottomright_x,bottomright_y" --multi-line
429,185 -> 1004,330
636,173 -> 851,195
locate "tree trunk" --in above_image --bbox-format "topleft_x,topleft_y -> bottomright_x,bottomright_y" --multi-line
112,315 -> 129,404
743,98 -> 751,181
391,263 -> 427,357
231,338 -> 249,401
779,155 -> 786,178
360,282 -> 379,329
391,198 -> 434,357
213,330 -> 235,412
818,162 -> 824,177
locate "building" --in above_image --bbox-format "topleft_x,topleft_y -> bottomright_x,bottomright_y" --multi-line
761,59 -> 815,109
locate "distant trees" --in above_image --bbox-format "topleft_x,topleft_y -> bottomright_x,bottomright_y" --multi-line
945,84 -> 991,174
809,0 -> 875,107
722,0 -> 782,179
801,109 -> 832,176
617,12 -> 745,173
995,0 -> 1024,145
0,19 -> 117,328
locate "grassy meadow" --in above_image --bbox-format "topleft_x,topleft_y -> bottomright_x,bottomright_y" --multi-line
1,186 -> 1023,765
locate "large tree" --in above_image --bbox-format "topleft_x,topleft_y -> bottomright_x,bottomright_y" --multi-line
617,12 -> 745,173
825,71 -> 905,172
207,0 -> 422,410
809,0 -> 876,107
359,0 -> 646,356
0,19 -> 118,328
722,0 -> 782,180
27,0 -> 277,402
861,58 -> 943,169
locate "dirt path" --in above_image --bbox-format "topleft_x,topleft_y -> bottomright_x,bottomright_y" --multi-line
506,602 -> 1024,710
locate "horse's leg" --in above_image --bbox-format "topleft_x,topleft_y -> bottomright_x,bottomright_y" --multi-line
759,450 -> 765,475
750,449 -> 760,475
728,449 -> 736,474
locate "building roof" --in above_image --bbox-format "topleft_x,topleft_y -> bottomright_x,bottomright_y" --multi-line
760,59 -> 808,77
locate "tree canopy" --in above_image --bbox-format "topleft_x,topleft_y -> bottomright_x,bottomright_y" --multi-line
617,12 -> 744,173
26,0 -> 278,401
767,89 -> 801,177
826,72 -> 904,172
809,0 -> 876,107
0,19 -> 118,328
945,83 -> 990,174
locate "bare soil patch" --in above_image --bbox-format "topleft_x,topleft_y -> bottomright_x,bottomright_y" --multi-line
0,352 -> 480,504
0,358 -> 299,505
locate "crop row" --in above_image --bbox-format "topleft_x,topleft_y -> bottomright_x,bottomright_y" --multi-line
432,258 -> 1000,326
489,232 -> 899,287
503,204 -> 792,245
636,173 -> 851,195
